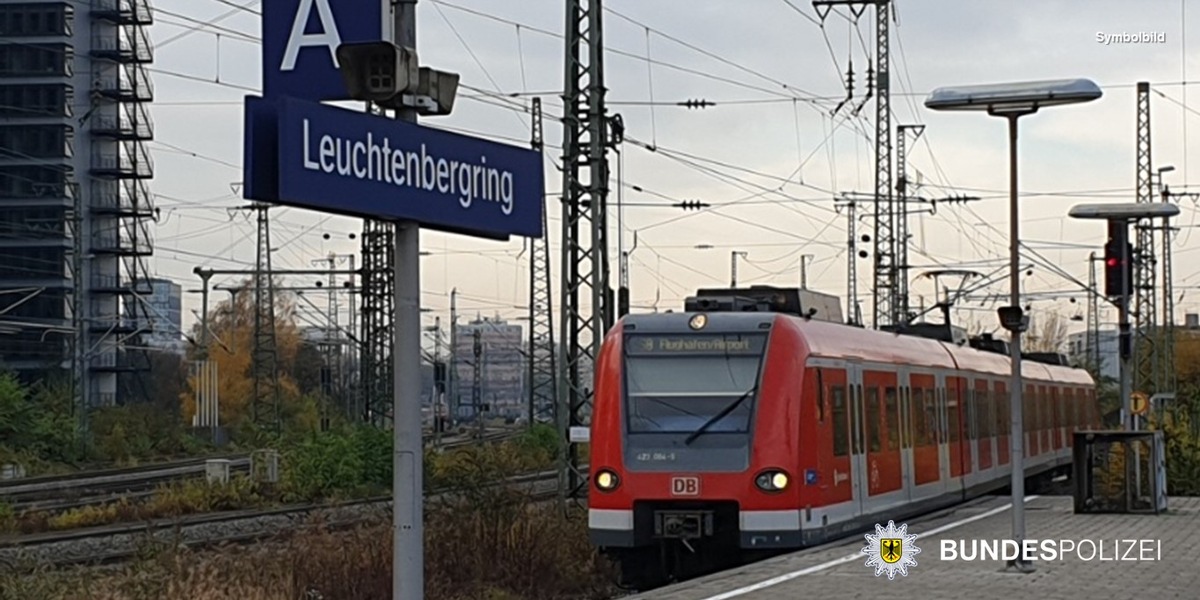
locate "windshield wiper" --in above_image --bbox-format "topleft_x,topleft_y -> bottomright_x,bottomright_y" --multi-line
684,386 -> 756,446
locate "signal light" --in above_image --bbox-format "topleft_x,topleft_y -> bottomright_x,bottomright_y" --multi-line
1103,221 -> 1133,298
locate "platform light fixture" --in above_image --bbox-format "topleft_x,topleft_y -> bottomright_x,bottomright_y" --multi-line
926,78 -> 1102,575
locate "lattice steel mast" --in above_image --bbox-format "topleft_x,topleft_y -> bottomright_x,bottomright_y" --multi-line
814,0 -> 892,328
1160,187 -> 1178,393
1134,81 -> 1159,395
560,0 -> 613,501
1087,252 -> 1101,373
529,98 -> 558,426
896,123 -> 924,324
835,194 -> 862,326
360,216 -> 394,425
250,202 -> 280,432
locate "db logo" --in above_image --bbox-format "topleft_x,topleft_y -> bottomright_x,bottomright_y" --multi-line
671,476 -> 700,496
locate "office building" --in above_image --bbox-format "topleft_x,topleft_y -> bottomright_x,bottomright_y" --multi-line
0,0 -> 156,405
1066,328 -> 1119,381
134,277 -> 181,352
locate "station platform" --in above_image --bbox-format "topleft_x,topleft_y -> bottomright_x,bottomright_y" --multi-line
624,495 -> 1199,600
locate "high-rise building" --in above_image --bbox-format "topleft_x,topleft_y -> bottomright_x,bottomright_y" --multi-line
132,277 -> 180,351
0,0 -> 156,406
452,317 -> 524,420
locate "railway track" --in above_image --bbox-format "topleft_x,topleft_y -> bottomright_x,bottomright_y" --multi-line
1,455 -> 252,513
0,466 -> 573,568
1,427 -> 524,516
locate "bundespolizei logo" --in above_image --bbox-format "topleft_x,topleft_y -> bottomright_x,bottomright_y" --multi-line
862,520 -> 921,579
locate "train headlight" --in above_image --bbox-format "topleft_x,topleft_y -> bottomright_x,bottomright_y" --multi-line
755,469 -> 789,492
595,469 -> 620,492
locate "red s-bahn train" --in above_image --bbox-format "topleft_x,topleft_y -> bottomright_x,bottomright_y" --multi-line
587,287 -> 1098,587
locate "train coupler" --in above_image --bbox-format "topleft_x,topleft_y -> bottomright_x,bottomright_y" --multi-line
654,510 -> 714,540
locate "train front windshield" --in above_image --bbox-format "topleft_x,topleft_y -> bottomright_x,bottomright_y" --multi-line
623,333 -> 767,434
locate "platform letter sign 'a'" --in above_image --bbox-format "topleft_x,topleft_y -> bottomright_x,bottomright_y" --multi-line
263,0 -> 389,102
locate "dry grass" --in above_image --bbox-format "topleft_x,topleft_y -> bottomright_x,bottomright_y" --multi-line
0,488 -> 617,600
4,476 -> 267,535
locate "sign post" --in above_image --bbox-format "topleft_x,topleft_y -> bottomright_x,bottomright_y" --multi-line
248,3 -> 543,598
391,5 -> 422,599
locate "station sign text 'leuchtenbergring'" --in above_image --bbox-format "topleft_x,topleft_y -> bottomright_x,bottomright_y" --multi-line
243,0 -> 544,240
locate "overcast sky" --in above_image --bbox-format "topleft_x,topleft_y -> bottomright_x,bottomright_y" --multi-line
148,0 -> 1200,339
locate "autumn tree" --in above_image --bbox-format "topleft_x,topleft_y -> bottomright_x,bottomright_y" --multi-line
179,278 -> 313,431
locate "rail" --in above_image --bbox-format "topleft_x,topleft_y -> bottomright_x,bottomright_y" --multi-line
0,464 -> 586,568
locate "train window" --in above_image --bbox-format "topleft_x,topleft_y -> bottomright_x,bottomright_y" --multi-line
1054,391 -> 1063,430
984,388 -> 993,436
964,389 -> 976,441
924,388 -> 939,444
910,387 -> 925,446
1040,390 -> 1048,431
866,386 -> 882,453
1043,389 -> 1052,431
1080,391 -> 1089,429
947,396 -> 960,443
977,389 -> 990,438
885,387 -> 899,451
831,386 -> 848,457
1022,391 -> 1032,434
996,391 -> 1009,436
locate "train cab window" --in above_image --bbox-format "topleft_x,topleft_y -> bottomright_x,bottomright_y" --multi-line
885,387 -> 899,451
622,333 -> 766,434
866,386 -> 882,453
831,386 -> 848,456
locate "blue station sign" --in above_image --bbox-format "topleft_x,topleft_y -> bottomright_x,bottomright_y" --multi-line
263,0 -> 388,102
244,96 -> 545,240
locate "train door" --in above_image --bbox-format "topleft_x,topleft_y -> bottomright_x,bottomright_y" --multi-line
1050,386 -> 1062,452
1038,385 -> 1050,456
975,378 -> 993,472
947,376 -> 970,481
847,362 -> 867,517
995,380 -> 1010,468
936,374 -> 952,485
822,365 -> 854,510
909,371 -> 942,500
1032,386 -> 1041,456
861,368 -> 903,512
897,367 -> 915,499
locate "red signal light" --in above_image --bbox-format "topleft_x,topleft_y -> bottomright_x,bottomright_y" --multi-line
1106,258 -> 1119,267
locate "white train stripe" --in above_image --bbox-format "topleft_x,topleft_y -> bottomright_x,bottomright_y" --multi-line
739,510 -> 801,531
696,495 -> 1040,600
589,509 -> 633,530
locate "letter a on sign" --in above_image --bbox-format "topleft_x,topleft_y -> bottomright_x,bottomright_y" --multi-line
263,0 -> 387,102
281,0 -> 341,71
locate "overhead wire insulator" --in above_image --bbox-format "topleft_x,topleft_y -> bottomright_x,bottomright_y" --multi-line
679,99 -> 714,110
672,200 -> 710,211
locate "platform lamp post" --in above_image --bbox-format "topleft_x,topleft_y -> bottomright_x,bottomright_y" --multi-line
925,79 -> 1102,573
1067,203 -> 1180,431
